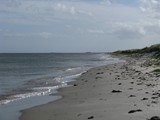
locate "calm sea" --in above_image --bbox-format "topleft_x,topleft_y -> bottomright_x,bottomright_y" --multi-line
0,53 -> 122,120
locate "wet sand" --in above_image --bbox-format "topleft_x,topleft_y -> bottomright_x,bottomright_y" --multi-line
20,58 -> 160,120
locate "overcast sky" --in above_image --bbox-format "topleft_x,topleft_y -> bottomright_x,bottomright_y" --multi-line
0,0 -> 160,53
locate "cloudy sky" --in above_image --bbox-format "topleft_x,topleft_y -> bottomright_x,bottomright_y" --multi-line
0,0 -> 160,53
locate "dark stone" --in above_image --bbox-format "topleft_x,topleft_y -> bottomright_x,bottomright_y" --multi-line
111,90 -> 122,93
151,97 -> 158,99
148,116 -> 160,120
141,98 -> 148,101
137,82 -> 143,85
128,109 -> 142,114
129,95 -> 136,97
73,84 -> 78,86
88,116 -> 94,119
95,77 -> 102,79
151,101 -> 158,104
118,83 -> 122,85
96,72 -> 104,75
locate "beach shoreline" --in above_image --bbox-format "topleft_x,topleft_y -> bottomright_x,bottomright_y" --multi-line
20,56 -> 160,120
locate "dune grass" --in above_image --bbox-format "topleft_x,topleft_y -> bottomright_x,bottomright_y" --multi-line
112,44 -> 160,66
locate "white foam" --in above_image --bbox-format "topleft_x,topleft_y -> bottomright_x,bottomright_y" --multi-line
0,83 -> 68,105
0,70 -> 85,106
65,67 -> 82,72
66,68 -> 73,71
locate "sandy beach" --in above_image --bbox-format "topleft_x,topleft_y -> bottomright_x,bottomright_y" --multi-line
20,57 -> 160,120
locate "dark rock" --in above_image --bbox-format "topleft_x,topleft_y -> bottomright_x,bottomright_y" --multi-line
137,82 -> 143,85
129,95 -> 136,97
151,97 -> 158,99
111,90 -> 122,93
151,101 -> 158,104
141,98 -> 148,101
152,92 -> 160,96
128,109 -> 142,114
96,72 -> 104,75
148,116 -> 160,120
73,84 -> 78,86
146,84 -> 155,87
88,116 -> 94,119
118,83 -> 122,85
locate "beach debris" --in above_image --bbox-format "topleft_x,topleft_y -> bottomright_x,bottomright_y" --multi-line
152,92 -> 160,96
96,72 -> 104,75
147,116 -> 160,120
129,95 -> 136,97
151,101 -> 158,104
146,84 -> 155,87
111,90 -> 122,93
151,96 -> 158,99
95,77 -> 102,79
128,109 -> 142,114
128,88 -> 133,90
118,83 -> 122,85
138,76 -> 146,80
141,98 -> 148,101
73,84 -> 78,86
137,82 -> 143,85
88,116 -> 94,119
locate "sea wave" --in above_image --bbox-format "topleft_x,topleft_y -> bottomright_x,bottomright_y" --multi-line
0,84 -> 66,105
0,53 -> 121,106
0,72 -> 83,105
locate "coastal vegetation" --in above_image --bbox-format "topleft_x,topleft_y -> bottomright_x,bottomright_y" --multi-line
113,44 -> 160,57
112,44 -> 160,66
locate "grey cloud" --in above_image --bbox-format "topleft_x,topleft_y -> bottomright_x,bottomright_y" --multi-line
111,22 -> 146,40
113,28 -> 144,40
0,0 -> 21,7
140,0 -> 160,17
1,0 -> 160,53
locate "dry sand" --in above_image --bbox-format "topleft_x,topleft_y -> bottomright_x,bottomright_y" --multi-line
20,57 -> 160,120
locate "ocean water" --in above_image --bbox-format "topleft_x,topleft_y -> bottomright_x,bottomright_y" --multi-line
0,53 -> 121,120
